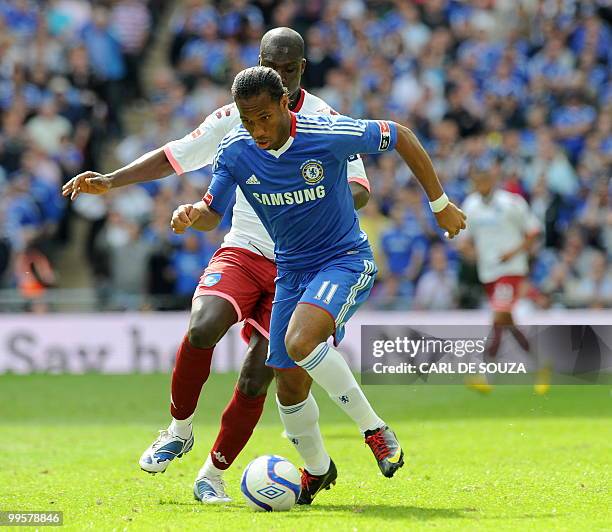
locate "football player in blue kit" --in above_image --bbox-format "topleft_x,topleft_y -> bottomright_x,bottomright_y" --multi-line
171,66 -> 466,504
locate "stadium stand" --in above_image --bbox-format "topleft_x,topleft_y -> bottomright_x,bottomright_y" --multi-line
0,0 -> 610,312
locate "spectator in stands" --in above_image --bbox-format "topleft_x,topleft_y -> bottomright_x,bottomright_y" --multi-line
97,213 -> 152,309
26,98 -> 72,156
144,203 -> 180,307
171,232 -> 215,303
526,131 -> 578,196
579,178 -> 610,250
397,1 -> 432,56
111,0 -> 152,101
81,6 -> 126,135
0,110 -> 28,174
47,0 -> 92,37
540,227 -> 595,304
381,203 -> 428,292
302,26 -> 339,89
566,251 -> 612,309
552,91 -> 597,164
443,87 -> 483,139
413,242 -> 458,310
359,198 -> 389,281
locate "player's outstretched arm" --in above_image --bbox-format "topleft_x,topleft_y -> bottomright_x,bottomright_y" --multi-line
62,148 -> 175,200
63,105 -> 240,200
170,200 -> 221,234
392,123 -> 467,239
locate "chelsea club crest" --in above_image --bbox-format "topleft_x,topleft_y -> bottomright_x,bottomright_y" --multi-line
300,159 -> 324,185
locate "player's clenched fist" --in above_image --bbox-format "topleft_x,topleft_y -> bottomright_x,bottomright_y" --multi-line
434,202 -> 467,239
171,204 -> 202,234
62,171 -> 112,200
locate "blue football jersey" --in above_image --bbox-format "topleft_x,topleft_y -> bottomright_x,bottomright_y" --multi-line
205,112 -> 397,271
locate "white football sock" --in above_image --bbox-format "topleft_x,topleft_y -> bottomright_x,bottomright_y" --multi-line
277,393 -> 330,475
198,454 -> 225,479
297,343 -> 386,434
169,413 -> 194,439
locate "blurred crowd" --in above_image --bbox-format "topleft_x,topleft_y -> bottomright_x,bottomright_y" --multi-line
0,0 -> 610,312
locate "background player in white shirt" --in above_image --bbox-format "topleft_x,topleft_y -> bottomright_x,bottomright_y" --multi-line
460,165 -> 549,393
62,28 -> 370,503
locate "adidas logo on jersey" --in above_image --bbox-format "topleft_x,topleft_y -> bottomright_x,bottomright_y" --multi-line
246,174 -> 261,185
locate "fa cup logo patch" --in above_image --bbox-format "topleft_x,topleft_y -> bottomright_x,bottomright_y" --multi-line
301,159 -> 324,185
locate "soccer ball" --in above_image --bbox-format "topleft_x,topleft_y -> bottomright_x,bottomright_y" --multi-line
240,455 -> 301,511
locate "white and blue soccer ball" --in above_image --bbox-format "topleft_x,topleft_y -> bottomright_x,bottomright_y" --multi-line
240,455 -> 301,511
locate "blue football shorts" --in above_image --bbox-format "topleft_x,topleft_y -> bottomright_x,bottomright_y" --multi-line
266,247 -> 377,369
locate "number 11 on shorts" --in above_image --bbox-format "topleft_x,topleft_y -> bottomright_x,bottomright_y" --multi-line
314,281 -> 339,304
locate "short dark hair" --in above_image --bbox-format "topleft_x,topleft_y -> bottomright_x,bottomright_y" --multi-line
231,66 -> 288,102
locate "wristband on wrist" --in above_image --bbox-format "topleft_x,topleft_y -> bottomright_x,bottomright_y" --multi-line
429,193 -> 449,213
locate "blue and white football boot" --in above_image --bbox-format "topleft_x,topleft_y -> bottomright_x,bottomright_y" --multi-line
193,475 -> 231,503
139,429 -> 194,474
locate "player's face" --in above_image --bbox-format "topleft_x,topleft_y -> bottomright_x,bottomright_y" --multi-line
472,173 -> 495,197
237,92 -> 290,150
259,54 -> 305,96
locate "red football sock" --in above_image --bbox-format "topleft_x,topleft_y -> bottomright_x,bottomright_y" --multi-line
209,387 -> 266,470
487,324 -> 504,358
170,335 -> 214,420
509,325 -> 530,353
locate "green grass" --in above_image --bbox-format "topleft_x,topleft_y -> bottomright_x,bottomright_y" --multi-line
1,374 -> 610,531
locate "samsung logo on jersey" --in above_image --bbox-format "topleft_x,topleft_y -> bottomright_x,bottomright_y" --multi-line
252,186 -> 326,206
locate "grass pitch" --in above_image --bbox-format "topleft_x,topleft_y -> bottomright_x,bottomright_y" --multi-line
0,374 -> 610,531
